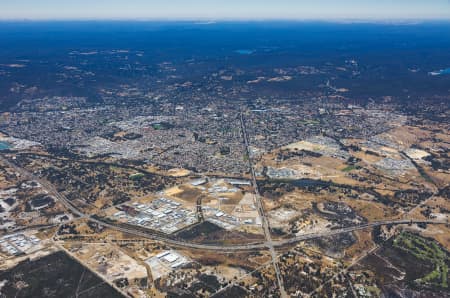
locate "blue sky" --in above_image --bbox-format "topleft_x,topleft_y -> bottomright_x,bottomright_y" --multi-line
1,0 -> 450,20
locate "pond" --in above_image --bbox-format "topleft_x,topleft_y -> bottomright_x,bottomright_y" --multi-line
0,141 -> 11,150
429,68 -> 450,76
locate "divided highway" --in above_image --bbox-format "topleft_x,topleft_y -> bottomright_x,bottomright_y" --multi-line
0,156 -> 447,254
240,112 -> 289,298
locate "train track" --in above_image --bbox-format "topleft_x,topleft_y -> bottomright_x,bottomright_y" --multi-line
0,156 -> 447,253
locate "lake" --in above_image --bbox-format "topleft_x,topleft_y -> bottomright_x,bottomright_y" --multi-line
0,141 -> 11,150
235,49 -> 254,55
429,68 -> 450,76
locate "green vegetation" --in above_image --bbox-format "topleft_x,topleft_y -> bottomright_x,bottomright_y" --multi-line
129,173 -> 145,180
341,165 -> 357,172
422,268 -> 440,283
442,263 -> 449,288
393,232 -> 449,288
151,122 -> 174,130
152,123 -> 162,130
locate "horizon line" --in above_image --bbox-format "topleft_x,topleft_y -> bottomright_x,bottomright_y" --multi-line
0,17 -> 450,23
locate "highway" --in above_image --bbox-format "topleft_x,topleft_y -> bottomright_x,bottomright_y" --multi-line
0,156 -> 86,218
239,112 -> 289,298
0,154 -> 265,251
0,156 -> 447,254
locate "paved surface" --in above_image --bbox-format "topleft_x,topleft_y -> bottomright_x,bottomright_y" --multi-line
2,121 -> 449,298
240,112 -> 289,298
0,157 -> 447,254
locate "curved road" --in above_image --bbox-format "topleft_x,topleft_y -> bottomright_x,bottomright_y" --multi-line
0,156 -> 447,253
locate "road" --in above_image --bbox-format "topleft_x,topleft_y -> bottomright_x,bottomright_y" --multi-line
55,242 -> 127,297
0,157 -> 447,254
0,156 -> 86,218
240,112 -> 289,298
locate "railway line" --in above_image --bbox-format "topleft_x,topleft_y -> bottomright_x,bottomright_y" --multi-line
0,155 -> 447,253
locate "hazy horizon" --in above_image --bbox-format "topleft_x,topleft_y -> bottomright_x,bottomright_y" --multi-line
1,0 -> 450,21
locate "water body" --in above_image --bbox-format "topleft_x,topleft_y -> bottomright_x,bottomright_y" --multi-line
235,49 -> 254,55
429,68 -> 450,76
0,141 -> 11,150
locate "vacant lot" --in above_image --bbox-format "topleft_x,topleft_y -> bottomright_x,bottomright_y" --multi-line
0,251 -> 123,298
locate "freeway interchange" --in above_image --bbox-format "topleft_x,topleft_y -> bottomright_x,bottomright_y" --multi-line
0,142 -> 447,254
1,148 -> 447,297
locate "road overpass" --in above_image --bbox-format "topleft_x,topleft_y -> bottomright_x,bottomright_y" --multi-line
0,155 -> 447,253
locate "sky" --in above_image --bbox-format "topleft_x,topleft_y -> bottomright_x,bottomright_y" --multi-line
1,0 -> 450,21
